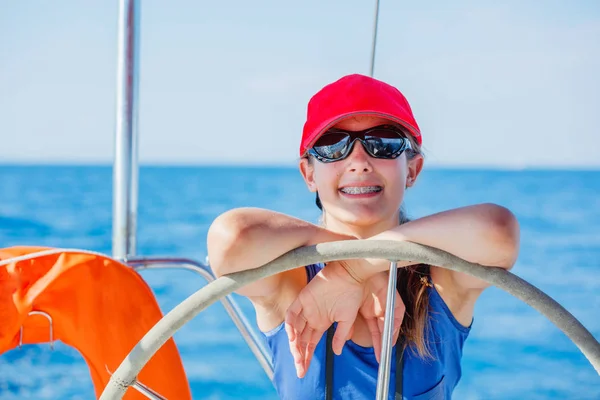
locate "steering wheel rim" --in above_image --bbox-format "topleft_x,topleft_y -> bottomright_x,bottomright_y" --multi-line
100,240 -> 600,399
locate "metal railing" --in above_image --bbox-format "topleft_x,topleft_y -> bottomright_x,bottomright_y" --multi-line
126,256 -> 274,381
112,0 -> 140,260
19,310 -> 54,350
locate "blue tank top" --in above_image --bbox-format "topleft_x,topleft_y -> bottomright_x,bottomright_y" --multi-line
261,263 -> 472,399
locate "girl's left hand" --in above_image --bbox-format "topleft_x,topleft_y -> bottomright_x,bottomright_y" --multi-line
284,261 -> 365,378
359,271 -> 405,363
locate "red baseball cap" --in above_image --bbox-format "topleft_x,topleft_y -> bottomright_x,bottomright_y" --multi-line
300,74 -> 421,157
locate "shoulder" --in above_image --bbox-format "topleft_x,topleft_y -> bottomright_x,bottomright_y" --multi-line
429,266 -> 481,329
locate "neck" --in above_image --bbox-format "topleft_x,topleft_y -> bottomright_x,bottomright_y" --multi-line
322,211 -> 401,239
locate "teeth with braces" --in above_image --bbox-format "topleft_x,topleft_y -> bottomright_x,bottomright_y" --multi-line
340,186 -> 382,194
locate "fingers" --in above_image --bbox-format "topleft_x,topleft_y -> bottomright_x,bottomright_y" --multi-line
302,327 -> 322,375
393,292 -> 405,343
285,299 -> 306,342
377,313 -> 385,340
332,320 -> 355,355
365,317 -> 382,363
285,300 -> 308,377
370,292 -> 406,363
285,299 -> 332,378
298,326 -> 314,370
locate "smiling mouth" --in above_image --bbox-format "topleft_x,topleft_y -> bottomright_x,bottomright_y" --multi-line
339,186 -> 383,194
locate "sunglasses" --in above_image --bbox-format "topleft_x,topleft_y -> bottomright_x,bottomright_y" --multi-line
307,124 -> 413,163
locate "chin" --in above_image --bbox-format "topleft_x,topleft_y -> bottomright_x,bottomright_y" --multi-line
335,207 -> 392,227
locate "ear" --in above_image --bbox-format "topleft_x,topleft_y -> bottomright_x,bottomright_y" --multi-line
299,157 -> 318,192
406,154 -> 424,188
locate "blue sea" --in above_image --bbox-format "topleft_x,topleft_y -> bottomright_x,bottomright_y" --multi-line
0,165 -> 599,399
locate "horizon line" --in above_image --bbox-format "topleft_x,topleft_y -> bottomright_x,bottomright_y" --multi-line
1,161 -> 599,172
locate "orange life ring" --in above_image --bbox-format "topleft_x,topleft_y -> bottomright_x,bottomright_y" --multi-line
0,246 -> 192,399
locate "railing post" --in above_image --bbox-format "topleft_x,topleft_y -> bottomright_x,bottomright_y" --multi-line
369,0 -> 381,77
112,0 -> 140,259
375,262 -> 398,399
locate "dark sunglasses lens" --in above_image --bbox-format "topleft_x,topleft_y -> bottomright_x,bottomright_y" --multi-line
364,129 -> 406,157
313,132 -> 350,159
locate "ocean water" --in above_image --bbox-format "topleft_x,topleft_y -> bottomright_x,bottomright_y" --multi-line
0,165 -> 599,399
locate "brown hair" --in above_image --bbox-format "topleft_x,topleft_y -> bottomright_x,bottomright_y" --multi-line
308,130 -> 432,359
396,208 -> 432,359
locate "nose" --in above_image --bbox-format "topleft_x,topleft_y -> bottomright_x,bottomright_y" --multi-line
345,140 -> 373,173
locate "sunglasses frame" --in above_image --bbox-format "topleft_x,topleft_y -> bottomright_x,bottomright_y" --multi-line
307,124 -> 413,163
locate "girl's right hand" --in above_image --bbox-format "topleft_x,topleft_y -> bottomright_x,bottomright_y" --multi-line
284,261 -> 365,378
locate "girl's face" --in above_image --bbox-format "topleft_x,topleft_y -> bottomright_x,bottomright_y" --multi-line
300,115 -> 423,237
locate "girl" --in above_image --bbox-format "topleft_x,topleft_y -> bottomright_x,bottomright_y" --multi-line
208,74 -> 520,399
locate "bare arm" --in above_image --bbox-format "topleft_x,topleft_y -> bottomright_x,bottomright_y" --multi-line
349,203 -> 520,289
207,207 -> 354,299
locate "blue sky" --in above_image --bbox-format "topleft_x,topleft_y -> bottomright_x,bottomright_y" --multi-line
1,0 -> 598,168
